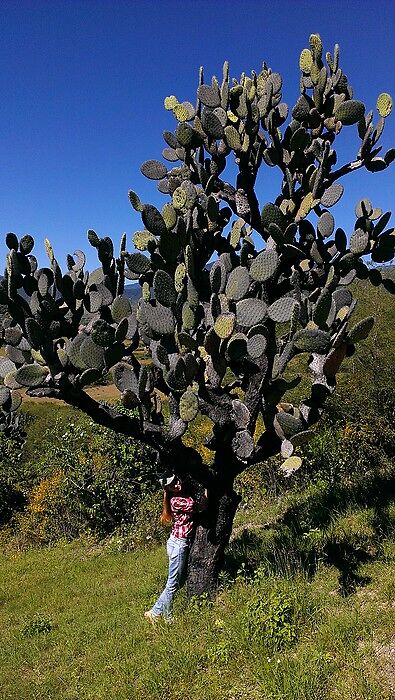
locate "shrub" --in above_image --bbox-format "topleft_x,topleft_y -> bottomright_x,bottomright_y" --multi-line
0,431 -> 27,525
7,407 -> 160,546
244,590 -> 297,651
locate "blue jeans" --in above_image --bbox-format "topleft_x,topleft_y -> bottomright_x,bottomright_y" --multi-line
150,534 -> 189,619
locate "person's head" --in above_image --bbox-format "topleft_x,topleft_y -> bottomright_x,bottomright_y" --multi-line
160,473 -> 183,493
160,474 -> 183,525
165,476 -> 183,494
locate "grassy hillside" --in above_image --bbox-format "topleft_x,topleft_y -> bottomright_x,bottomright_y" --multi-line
0,493 -> 394,700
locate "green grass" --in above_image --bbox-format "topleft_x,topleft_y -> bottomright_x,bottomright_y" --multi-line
1,490 -> 395,700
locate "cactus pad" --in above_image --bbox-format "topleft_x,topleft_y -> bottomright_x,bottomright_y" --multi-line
261,203 -> 286,232
376,93 -> 392,118
224,125 -> 242,151
14,363 -> 48,387
125,252 -> 151,275
236,298 -> 268,327
133,231 -> 157,251
142,205 -> 167,237
0,386 -> 11,407
25,318 -> 44,350
226,333 -> 248,361
19,235 -> 34,255
214,312 -> 235,339
174,263 -> 186,292
299,48 -> 313,73
250,249 -> 279,282
210,261 -> 226,294
231,429 -> 254,460
247,333 -> 267,359
166,357 -> 187,392
142,301 -> 176,335
334,100 -> 365,126
172,187 -> 187,210
202,109 -> 224,139
0,358 -> 17,379
112,362 -> 138,394
80,337 -> 105,370
197,84 -> 221,108
317,211 -> 334,238
161,203 -> 177,230
349,228 -> 369,255
293,328 -> 331,354
182,302 -> 196,331
153,270 -> 177,308
91,320 -> 116,347
347,316 -> 374,343
225,266 -> 251,300
128,190 -> 144,212
312,288 -> 332,328
164,95 -> 178,110
280,455 -> 303,476
179,389 -> 199,422
268,297 -> 296,323
140,160 -> 167,181
276,411 -> 304,439
112,296 -> 131,323
231,399 -> 250,430
320,184 -> 344,208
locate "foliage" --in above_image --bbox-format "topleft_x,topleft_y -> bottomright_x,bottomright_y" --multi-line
0,430 -> 26,526
21,614 -> 53,638
2,405 -> 158,546
0,33 -> 393,492
0,34 -> 394,599
244,588 -> 297,650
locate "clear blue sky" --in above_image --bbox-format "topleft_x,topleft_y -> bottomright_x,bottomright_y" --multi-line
1,0 -> 394,271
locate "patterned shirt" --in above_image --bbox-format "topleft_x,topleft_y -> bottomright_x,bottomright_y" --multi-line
170,496 -> 195,540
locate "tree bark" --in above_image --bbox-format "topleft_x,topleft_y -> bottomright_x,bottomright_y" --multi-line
186,486 -> 241,598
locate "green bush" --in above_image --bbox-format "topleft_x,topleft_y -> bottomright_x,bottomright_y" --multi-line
243,584 -> 299,651
0,432 -> 27,525
5,406 -> 160,546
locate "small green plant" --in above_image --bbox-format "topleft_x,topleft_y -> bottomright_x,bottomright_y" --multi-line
245,591 -> 297,651
188,591 -> 213,612
21,613 -> 53,638
206,639 -> 232,665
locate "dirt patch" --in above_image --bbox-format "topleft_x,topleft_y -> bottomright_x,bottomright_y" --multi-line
20,383 -> 119,405
374,637 -> 395,693
85,384 -> 119,402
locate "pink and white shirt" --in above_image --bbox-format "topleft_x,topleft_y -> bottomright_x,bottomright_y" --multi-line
170,496 -> 195,540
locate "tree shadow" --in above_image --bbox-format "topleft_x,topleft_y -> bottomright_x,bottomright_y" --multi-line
225,471 -> 395,596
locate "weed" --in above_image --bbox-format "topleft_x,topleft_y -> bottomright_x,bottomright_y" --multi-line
21,613 -> 53,638
189,591 -> 213,612
244,591 -> 297,651
206,639 -> 232,665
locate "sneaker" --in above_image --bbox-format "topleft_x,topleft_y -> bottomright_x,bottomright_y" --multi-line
144,610 -> 160,624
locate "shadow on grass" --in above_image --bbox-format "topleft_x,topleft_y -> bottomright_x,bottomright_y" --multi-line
225,470 -> 395,597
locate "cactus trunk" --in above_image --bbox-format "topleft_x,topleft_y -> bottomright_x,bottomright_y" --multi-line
186,485 -> 241,598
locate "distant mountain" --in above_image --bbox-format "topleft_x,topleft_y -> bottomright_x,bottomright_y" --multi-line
0,275 -> 141,300
123,284 -> 141,305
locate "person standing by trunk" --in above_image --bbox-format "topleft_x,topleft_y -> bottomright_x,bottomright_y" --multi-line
144,474 -> 208,623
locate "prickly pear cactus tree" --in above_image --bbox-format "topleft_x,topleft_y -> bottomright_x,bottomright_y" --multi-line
1,35 -> 394,595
